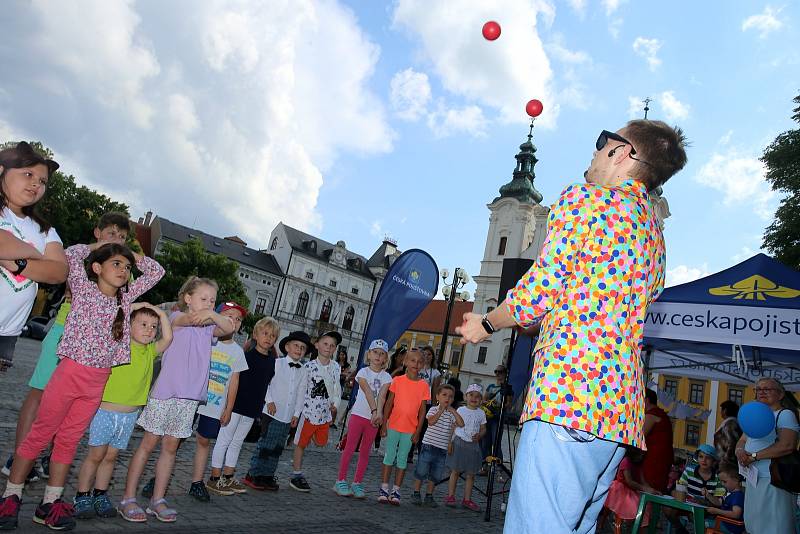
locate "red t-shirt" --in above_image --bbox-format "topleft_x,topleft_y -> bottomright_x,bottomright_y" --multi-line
388,374 -> 431,433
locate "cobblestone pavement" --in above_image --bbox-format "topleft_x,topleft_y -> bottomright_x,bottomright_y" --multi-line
0,338 -> 509,533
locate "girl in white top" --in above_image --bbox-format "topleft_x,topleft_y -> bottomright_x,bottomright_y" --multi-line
0,142 -> 68,371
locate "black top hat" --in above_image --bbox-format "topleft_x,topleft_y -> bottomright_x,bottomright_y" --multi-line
279,331 -> 312,356
317,330 -> 342,345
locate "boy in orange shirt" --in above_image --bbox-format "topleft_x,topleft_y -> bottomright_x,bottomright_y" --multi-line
379,348 -> 430,505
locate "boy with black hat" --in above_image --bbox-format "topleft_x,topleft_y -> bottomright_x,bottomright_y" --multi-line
289,331 -> 342,492
243,331 -> 310,491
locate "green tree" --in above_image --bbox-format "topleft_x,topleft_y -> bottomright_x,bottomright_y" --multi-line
145,238 -> 250,308
242,312 -> 266,337
763,94 -> 800,269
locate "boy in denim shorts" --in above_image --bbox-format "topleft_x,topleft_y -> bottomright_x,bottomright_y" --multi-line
412,384 -> 463,506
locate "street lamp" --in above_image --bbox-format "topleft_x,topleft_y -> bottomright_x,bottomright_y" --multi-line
438,267 -> 471,375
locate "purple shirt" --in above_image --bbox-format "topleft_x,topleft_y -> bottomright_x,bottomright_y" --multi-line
57,245 -> 164,368
149,311 -> 216,401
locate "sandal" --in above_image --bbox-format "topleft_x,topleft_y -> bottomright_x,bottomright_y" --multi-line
145,498 -> 177,523
118,498 -> 147,523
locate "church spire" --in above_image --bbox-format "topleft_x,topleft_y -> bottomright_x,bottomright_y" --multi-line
496,118 -> 543,204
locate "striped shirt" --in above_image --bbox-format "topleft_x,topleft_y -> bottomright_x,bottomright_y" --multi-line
675,465 -> 725,502
422,406 -> 456,450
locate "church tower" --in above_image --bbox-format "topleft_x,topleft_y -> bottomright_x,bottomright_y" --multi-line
459,123 -> 550,386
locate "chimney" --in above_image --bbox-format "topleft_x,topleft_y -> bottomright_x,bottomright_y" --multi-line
137,216 -> 144,224
144,211 -> 153,226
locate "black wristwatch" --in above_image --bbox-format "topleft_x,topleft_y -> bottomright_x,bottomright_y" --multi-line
11,259 -> 28,276
481,314 -> 496,335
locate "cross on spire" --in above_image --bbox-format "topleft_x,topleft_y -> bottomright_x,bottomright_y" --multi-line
643,97 -> 652,119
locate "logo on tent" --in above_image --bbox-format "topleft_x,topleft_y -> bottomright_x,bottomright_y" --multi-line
709,275 -> 800,301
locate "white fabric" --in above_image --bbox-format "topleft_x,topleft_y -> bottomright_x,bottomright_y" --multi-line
351,366 -> 392,420
454,406 -> 486,442
745,408 -> 800,477
210,412 -> 254,469
418,367 -> 441,396
263,356 -> 304,423
0,208 -> 61,336
197,340 -> 248,420
293,358 -> 341,425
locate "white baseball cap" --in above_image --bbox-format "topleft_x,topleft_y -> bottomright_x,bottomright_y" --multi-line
466,383 -> 483,395
368,339 -> 389,353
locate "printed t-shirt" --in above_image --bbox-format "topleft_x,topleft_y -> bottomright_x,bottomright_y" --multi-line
197,340 -> 248,420
387,374 -> 430,433
0,208 -> 62,336
454,406 -> 486,442
422,405 -> 457,450
232,348 -> 276,418
676,466 -> 725,502
149,312 -> 216,401
102,342 -> 159,406
351,366 -> 392,420
295,358 -> 342,425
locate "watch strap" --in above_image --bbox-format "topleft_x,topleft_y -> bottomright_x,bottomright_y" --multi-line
11,259 -> 28,276
481,314 -> 496,335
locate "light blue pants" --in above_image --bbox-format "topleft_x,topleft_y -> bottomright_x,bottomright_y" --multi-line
504,420 -> 625,534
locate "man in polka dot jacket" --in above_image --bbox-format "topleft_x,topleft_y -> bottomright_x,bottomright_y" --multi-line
458,119 -> 687,534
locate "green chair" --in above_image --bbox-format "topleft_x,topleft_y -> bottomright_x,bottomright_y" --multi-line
631,493 -> 706,534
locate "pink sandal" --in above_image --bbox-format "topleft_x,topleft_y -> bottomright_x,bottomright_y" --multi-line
118,498 -> 147,523
145,498 -> 177,523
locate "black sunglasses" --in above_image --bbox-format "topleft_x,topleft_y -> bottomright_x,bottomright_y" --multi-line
596,130 -> 654,168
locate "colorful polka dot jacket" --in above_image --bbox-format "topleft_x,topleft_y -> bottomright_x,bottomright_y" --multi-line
506,180 -> 665,447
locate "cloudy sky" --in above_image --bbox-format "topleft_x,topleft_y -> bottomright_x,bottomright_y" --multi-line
1,0 -> 798,293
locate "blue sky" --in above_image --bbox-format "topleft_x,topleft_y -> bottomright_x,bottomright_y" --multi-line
1,1 -> 798,294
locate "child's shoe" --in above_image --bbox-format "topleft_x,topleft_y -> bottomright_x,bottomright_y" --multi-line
0,455 -> 11,477
223,477 -> 247,494
333,481 -> 352,497
424,494 -> 438,508
205,478 -> 234,496
462,499 -> 481,512
411,491 -> 422,506
73,494 -> 95,519
93,493 -> 117,518
140,477 -> 155,499
289,475 -> 310,492
40,455 -> 51,480
0,494 -> 22,530
389,489 -> 401,506
242,474 -> 266,491
262,476 -> 279,491
377,487 -> 390,504
444,495 -> 457,507
350,483 -> 366,499
188,480 -> 211,502
33,499 -> 77,530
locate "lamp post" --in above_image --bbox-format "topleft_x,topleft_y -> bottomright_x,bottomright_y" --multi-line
437,267 -> 471,376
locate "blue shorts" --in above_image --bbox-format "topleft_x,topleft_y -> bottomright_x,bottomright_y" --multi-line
88,408 -> 140,450
196,414 -> 221,439
414,443 -> 448,483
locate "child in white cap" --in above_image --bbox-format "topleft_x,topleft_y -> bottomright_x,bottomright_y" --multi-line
444,383 -> 486,511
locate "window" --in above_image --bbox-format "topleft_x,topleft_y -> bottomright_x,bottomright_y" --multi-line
270,237 -> 278,250
319,299 -> 332,322
498,236 -> 507,256
262,279 -> 266,284
689,382 -> 705,405
295,291 -> 309,317
342,306 -> 355,331
329,279 -> 337,288
685,423 -> 701,447
477,347 -> 488,364
351,287 -> 359,295
255,297 -> 267,315
664,378 -> 678,398
728,387 -> 744,406
305,271 -> 314,280
450,349 -> 462,367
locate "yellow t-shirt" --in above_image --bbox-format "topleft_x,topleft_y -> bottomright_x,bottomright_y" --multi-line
54,300 -> 71,326
102,341 -> 158,406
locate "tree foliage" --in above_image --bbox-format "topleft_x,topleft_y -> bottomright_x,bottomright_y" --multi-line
145,238 -> 250,309
242,312 -> 266,337
762,94 -> 800,269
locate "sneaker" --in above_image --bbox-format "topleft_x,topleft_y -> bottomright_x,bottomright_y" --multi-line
377,487 -> 390,504
333,481 -> 352,497
389,489 -> 401,506
242,474 -> 266,491
411,491 -> 422,506
205,478 -> 234,496
40,455 -> 50,480
350,482 -> 365,499
289,475 -> 310,493
141,477 -> 155,499
25,467 -> 40,483
262,476 -> 279,491
462,499 -> 481,512
0,494 -> 21,530
92,494 -> 116,518
444,495 -> 457,507
424,494 -> 438,508
33,499 -> 76,530
188,480 -> 211,502
1,455 -> 11,477
73,494 -> 95,519
223,477 -> 247,494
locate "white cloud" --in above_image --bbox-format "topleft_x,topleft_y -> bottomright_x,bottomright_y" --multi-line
602,0 -> 626,16
742,6 -> 783,39
694,149 -> 776,219
427,102 -> 488,139
718,130 -> 734,146
666,264 -> 709,287
658,91 -> 690,121
632,37 -> 662,71
732,246 -> 759,263
390,68 -> 432,121
628,95 -> 645,119
608,17 -> 624,39
0,0 -> 393,245
547,37 -> 591,65
566,0 -> 587,17
370,220 -> 384,238
392,0 -> 558,128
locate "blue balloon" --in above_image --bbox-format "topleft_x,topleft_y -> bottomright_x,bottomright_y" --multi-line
738,401 -> 774,439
